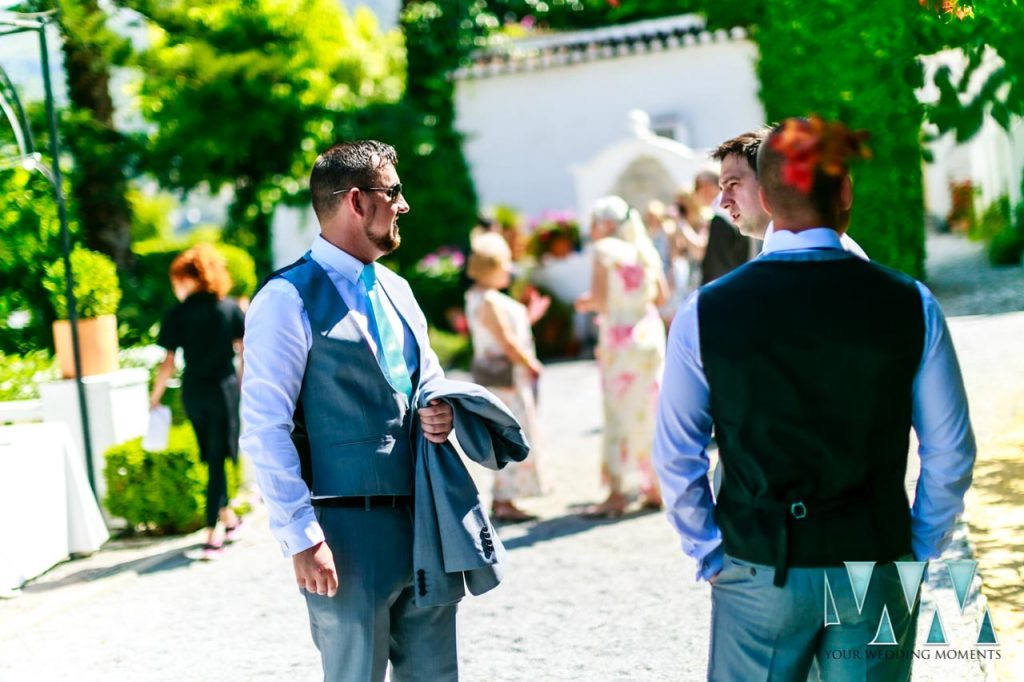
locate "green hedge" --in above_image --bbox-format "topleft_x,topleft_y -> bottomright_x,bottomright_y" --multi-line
400,247 -> 466,332
0,351 -> 58,402
104,424 -> 241,534
428,325 -> 472,371
0,167 -> 68,355
988,226 -> 1024,266
751,0 -> 927,278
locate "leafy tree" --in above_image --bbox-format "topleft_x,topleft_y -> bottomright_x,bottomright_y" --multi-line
57,0 -> 136,271
374,0 -> 486,269
122,0 -> 405,274
916,1 -> 1024,143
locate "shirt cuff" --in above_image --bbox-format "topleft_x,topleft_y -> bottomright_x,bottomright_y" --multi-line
274,509 -> 325,558
911,530 -> 950,563
697,545 -> 725,582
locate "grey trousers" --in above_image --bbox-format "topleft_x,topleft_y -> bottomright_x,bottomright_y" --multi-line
304,506 -> 458,682
709,554 -> 919,682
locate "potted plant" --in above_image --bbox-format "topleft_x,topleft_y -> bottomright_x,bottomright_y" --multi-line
527,212 -> 581,261
43,246 -> 123,378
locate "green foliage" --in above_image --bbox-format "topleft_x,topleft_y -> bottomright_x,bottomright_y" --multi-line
103,424 -> 241,534
979,194 -> 1024,265
0,351 -> 59,402
916,1 -> 1024,143
127,187 -> 176,242
216,243 -> 258,299
0,167 -> 68,354
971,196 -> 1012,242
119,237 -> 257,347
987,224 -> 1023,266
58,0 -> 136,270
43,246 -> 122,319
480,0 -> 695,31
125,0 -> 405,274
751,0 -> 928,277
380,1 -> 483,270
402,247 -> 466,332
427,325 -> 472,371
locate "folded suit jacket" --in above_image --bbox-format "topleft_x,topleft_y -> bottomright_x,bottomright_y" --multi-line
412,378 -> 530,608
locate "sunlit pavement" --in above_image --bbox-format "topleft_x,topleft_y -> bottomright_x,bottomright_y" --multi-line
0,234 -> 1017,680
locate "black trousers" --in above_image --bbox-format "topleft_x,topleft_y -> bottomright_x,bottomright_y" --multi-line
183,375 -> 240,529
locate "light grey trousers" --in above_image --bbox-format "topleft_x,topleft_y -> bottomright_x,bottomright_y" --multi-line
303,506 -> 458,682
709,554 -> 919,682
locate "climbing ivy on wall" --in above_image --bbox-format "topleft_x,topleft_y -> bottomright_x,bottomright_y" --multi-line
750,1 -> 929,277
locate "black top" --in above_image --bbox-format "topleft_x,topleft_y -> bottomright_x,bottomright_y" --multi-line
698,252 -> 924,582
700,214 -> 754,285
158,292 -> 245,387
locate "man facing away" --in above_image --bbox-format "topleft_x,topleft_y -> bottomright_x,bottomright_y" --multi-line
240,140 -> 459,681
653,120 -> 976,680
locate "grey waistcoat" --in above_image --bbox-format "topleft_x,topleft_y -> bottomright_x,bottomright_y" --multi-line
275,254 -> 424,497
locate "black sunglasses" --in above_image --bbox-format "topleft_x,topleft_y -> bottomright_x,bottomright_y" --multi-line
332,183 -> 403,202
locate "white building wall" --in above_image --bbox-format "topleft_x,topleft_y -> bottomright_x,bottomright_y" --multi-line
454,40 -> 764,219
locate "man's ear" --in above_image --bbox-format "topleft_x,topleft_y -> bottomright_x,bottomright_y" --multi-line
839,174 -> 853,212
758,186 -> 773,216
349,189 -> 366,219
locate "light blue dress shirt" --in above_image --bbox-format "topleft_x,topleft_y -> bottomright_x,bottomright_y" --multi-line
653,228 -> 976,581
240,236 -> 424,556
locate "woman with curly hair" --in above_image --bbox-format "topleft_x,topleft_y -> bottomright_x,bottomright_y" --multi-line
150,243 -> 245,559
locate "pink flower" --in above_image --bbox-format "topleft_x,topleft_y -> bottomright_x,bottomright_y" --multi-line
618,264 -> 645,292
608,325 -> 633,348
611,371 -> 636,399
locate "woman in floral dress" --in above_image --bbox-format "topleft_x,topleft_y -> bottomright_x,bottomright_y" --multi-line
576,196 -> 669,517
465,232 -> 546,522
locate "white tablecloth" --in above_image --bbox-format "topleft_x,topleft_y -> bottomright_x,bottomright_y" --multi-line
0,423 -> 109,593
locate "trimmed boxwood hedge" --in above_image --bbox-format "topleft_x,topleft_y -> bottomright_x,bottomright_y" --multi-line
104,424 -> 241,534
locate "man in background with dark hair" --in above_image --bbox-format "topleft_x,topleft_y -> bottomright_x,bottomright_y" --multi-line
694,169 -> 754,284
654,119 -> 975,680
241,140 -> 459,681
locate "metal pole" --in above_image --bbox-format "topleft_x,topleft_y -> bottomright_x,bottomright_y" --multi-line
38,19 -> 97,495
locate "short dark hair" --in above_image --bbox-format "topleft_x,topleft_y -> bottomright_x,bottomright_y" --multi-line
710,127 -> 771,172
756,122 -> 842,224
309,140 -> 398,221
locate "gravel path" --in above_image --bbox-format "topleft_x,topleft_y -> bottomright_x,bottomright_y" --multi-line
0,234 -> 1018,681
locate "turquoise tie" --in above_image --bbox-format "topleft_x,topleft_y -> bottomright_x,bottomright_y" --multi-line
360,265 -> 413,399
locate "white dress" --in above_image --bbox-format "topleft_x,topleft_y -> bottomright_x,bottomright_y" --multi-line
465,287 -> 544,501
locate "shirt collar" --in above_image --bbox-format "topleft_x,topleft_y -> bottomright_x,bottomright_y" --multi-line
311,234 -> 368,286
761,227 -> 844,255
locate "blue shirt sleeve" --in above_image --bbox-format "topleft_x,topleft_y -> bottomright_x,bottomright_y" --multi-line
653,292 -> 724,582
910,282 -> 976,560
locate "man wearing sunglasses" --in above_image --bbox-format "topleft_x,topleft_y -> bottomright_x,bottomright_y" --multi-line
241,140 -> 458,680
